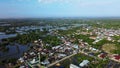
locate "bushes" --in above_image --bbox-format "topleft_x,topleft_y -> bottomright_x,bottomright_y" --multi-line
92,39 -> 111,49
3,31 -> 45,45
74,34 -> 94,45
42,35 -> 61,46
113,44 -> 120,54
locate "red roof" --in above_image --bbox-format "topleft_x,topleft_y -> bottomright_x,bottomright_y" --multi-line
114,55 -> 120,60
100,53 -> 107,58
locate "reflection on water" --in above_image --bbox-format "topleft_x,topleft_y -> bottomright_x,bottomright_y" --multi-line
0,24 -> 83,60
0,43 -> 30,60
0,34 -> 17,39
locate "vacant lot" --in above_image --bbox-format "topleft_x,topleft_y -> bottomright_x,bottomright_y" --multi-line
102,44 -> 117,54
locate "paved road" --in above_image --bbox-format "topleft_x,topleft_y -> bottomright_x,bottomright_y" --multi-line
47,53 -> 77,68
47,49 -> 97,68
46,46 -> 120,68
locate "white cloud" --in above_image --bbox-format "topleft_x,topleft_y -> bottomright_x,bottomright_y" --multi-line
37,0 -> 80,4
17,0 -> 119,8
18,0 -> 31,1
79,0 -> 118,7
38,0 -> 57,3
17,0 -> 80,5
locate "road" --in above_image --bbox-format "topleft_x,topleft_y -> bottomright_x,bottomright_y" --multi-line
47,53 -> 77,68
42,45 -> 120,68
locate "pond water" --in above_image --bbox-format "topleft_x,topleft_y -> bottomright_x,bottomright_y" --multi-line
0,34 -> 17,40
16,25 -> 68,32
0,24 -> 83,60
0,43 -> 30,60
0,24 -> 83,40
0,32 -> 5,35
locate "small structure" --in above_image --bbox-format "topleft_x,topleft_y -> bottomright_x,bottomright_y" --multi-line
114,55 -> 120,60
18,57 -> 24,63
72,44 -> 79,49
111,54 -> 120,62
70,64 -> 80,68
30,58 -> 39,64
98,53 -> 107,59
41,59 -> 50,65
79,60 -> 89,67
58,54 -> 66,58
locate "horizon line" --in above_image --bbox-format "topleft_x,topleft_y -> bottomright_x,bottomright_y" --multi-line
1,16 -> 120,19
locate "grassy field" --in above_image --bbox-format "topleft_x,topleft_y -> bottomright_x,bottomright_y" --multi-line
102,44 -> 117,54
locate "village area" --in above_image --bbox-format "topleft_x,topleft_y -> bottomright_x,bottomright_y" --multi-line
0,19 -> 120,68
1,0 -> 120,68
15,24 -> 120,68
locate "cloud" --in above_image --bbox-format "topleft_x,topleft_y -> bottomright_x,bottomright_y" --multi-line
37,0 -> 119,7
79,0 -> 118,7
37,0 -> 80,4
38,0 -> 60,3
18,0 -> 31,1
17,0 -> 81,5
38,0 -> 56,2
17,0 -> 119,8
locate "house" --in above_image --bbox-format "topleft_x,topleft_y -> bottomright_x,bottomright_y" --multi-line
113,55 -> 120,60
30,58 -> 39,64
41,59 -> 50,65
98,53 -> 107,59
70,64 -> 80,68
18,57 -> 24,63
88,53 -> 94,57
58,54 -> 66,58
114,55 -> 120,60
79,60 -> 89,67
72,44 -> 79,49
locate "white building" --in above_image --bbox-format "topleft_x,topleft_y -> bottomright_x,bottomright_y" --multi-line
79,60 -> 89,67
70,64 -> 80,68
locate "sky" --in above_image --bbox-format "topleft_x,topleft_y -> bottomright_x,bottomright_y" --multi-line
0,0 -> 120,18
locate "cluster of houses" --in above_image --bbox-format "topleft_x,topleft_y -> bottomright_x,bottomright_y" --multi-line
98,53 -> 120,62
17,36 -> 80,68
76,27 -> 120,44
92,28 -> 120,43
17,26 -> 120,68
110,54 -> 120,62
18,39 -> 50,68
70,60 -> 90,68
80,41 -> 120,63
